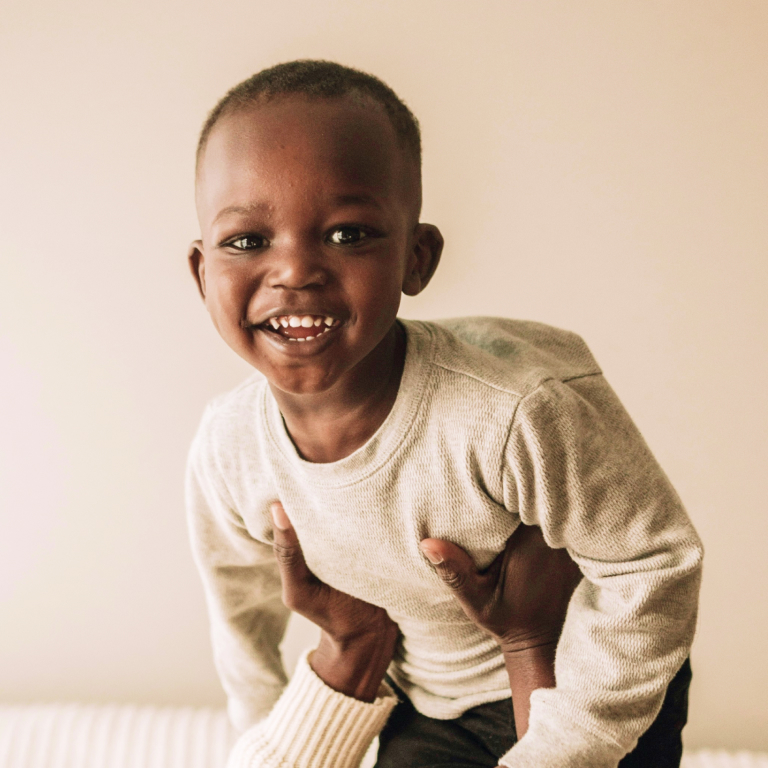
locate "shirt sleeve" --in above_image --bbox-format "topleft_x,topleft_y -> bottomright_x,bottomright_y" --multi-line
186,406 -> 292,732
227,650 -> 398,768
499,374 -> 703,768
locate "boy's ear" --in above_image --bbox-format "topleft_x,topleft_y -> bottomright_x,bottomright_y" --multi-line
402,224 -> 444,297
187,240 -> 207,301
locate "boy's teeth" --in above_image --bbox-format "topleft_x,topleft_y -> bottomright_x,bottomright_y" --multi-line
270,315 -> 337,327
267,314 -> 338,337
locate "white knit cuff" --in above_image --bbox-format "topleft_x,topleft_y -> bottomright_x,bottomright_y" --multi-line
227,650 -> 398,768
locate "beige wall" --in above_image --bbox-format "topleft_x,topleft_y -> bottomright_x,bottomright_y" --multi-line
1,0 -> 766,752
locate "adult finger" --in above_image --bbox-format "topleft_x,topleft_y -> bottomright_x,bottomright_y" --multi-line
419,538 -> 487,607
270,502 -> 318,606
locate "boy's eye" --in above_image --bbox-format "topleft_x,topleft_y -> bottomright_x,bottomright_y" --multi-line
226,234 -> 268,250
327,227 -> 369,246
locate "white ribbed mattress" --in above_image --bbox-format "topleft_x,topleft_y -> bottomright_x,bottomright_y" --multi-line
1,704 -> 766,767
0,705 -> 234,768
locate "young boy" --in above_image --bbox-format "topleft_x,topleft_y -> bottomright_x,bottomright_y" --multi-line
186,60 -> 703,767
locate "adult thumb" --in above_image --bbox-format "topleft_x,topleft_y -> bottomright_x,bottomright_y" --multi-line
420,538 -> 482,603
270,502 -> 314,589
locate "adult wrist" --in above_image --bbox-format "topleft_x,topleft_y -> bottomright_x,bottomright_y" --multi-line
497,630 -> 561,656
500,640 -> 558,738
310,624 -> 398,703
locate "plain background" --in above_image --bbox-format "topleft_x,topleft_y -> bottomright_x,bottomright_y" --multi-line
1,0 -> 766,752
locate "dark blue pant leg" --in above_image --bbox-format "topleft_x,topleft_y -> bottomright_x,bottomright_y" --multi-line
375,685 -> 514,767
618,658 -> 692,768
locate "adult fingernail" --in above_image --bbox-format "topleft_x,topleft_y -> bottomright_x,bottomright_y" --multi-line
271,502 -> 290,531
421,545 -> 443,564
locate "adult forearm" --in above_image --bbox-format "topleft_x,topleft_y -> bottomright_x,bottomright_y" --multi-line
501,641 -> 557,737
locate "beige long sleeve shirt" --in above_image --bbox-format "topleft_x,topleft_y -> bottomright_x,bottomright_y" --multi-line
187,317 -> 703,767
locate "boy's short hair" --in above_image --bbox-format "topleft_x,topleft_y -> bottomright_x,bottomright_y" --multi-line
196,59 -> 421,172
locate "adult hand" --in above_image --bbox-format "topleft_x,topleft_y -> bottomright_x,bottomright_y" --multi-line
271,501 -> 399,702
420,524 -> 582,736
419,523 -> 581,652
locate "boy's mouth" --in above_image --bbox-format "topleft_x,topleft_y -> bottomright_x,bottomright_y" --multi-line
261,314 -> 340,342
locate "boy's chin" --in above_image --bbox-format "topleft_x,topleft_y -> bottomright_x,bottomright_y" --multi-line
264,368 -> 342,397
239,338 -> 345,395
229,320 -> 398,398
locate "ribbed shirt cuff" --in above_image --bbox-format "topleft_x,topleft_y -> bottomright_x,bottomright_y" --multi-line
227,650 -> 398,768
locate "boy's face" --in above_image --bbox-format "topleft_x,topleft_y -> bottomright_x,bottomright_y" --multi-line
191,95 -> 442,396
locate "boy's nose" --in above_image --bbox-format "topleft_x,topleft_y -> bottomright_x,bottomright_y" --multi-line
266,244 -> 328,290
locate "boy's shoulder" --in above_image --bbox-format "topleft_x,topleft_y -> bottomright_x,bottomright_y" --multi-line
423,316 -> 602,399
191,371 -> 268,459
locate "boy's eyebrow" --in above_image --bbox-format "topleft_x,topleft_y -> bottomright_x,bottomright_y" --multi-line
213,203 -> 273,224
212,195 -> 380,225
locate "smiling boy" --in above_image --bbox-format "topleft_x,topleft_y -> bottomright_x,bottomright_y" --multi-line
190,81 -> 440,462
186,60 -> 703,767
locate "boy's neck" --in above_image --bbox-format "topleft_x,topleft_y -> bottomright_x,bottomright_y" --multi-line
269,322 -> 407,464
